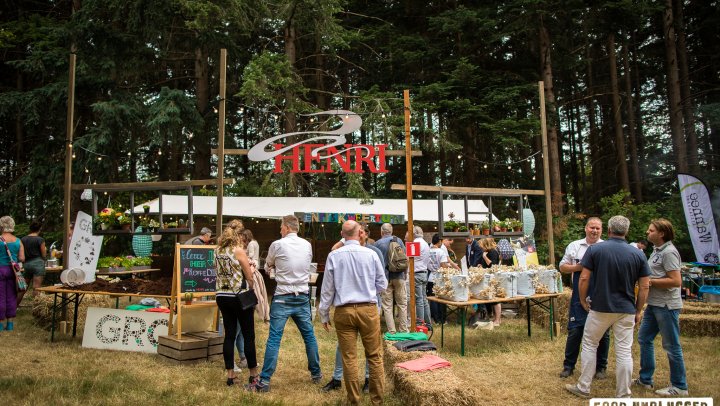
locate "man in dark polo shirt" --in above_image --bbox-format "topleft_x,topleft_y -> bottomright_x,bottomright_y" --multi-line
565,215 -> 650,399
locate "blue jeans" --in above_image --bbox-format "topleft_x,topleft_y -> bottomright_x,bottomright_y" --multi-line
259,293 -> 321,383
235,320 -> 245,359
333,344 -> 369,380
638,305 -> 687,390
414,272 -> 431,325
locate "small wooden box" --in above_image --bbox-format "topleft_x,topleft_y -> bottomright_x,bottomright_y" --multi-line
157,334 -> 209,363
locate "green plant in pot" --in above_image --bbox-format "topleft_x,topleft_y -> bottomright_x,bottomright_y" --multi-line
481,220 -> 491,235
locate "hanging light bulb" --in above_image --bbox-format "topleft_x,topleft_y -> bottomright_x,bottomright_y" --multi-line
72,153 -> 76,159
127,152 -> 131,156
85,168 -> 89,173
98,156 -> 102,161
213,106 -> 218,113
158,150 -> 162,156
381,113 -> 386,118
68,143 -> 73,148
507,165 -> 511,170
239,107 -> 244,113
483,164 -> 488,169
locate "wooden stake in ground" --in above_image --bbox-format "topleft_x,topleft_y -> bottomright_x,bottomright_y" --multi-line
63,53 -> 76,270
216,49 -> 227,236
404,89 -> 416,329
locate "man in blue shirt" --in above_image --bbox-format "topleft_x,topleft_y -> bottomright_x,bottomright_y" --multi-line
565,215 -> 650,399
320,220 -> 387,406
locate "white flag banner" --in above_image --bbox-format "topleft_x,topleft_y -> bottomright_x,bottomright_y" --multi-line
678,174 -> 720,264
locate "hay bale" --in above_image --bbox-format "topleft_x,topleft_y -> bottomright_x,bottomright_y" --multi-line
682,301 -> 720,315
517,288 -> 570,331
679,313 -> 720,337
32,292 -> 114,332
384,341 -> 481,406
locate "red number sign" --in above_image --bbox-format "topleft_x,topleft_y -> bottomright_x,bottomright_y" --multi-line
405,242 -> 421,257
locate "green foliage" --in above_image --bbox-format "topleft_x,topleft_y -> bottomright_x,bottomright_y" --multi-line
238,52 -> 308,108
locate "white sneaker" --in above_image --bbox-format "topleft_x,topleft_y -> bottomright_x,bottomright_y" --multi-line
233,363 -> 242,373
655,386 -> 688,396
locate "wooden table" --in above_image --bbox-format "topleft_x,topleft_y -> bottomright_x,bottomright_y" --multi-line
36,286 -> 172,342
428,293 -> 561,356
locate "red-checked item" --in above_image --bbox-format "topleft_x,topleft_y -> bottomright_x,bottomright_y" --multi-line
395,354 -> 451,372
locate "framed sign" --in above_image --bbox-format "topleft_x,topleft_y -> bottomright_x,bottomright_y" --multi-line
82,307 -> 168,353
168,244 -> 218,338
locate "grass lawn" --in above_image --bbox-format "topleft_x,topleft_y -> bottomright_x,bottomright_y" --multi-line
1,296 -> 719,405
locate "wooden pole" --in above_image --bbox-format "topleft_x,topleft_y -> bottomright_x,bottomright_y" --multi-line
404,90 -> 416,329
216,49 -> 227,236
539,81 -> 555,265
63,53 -> 76,269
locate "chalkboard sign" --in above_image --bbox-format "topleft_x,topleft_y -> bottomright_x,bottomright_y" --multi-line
178,246 -> 216,293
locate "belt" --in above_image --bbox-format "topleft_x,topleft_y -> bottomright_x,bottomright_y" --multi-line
337,302 -> 375,308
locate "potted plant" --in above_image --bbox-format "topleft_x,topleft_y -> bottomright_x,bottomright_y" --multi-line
183,292 -> 193,305
510,219 -> 523,232
147,219 -> 160,233
117,214 -> 132,231
96,208 -> 117,230
481,220 -> 491,235
132,256 -> 153,270
143,204 -> 150,214
444,211 -> 459,232
166,221 -> 178,228
458,225 -> 468,232
499,219 -> 509,232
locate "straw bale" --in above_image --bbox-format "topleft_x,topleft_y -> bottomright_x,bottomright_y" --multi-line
517,287 -> 570,331
679,313 -> 720,337
682,301 -> 720,315
383,341 -> 482,406
32,292 -> 114,332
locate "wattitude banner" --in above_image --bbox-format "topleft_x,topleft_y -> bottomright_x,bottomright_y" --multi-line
678,173 -> 719,264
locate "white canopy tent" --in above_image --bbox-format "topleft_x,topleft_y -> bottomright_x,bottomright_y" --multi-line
133,195 -> 493,223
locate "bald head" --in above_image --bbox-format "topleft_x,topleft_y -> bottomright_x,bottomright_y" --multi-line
342,220 -> 361,240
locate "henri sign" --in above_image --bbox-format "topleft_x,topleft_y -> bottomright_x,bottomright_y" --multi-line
247,110 -> 388,174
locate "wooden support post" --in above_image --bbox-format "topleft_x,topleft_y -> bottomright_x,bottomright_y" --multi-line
404,90 -> 416,329
539,81 -> 555,266
216,49 -> 227,236
63,53 -> 76,270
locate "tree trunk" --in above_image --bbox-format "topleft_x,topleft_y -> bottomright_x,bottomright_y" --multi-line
284,17 -> 298,196
673,0 -> 698,172
623,37 -> 643,202
608,33 -> 631,196
539,16 -> 563,216
192,46 -> 211,180
663,0 -> 689,173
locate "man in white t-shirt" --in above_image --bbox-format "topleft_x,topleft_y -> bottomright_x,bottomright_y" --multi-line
428,234 -> 453,323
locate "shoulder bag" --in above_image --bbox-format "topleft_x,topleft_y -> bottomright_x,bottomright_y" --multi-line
235,276 -> 257,310
1,236 -> 27,292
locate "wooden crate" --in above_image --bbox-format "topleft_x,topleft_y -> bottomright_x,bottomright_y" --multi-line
157,334 -> 209,363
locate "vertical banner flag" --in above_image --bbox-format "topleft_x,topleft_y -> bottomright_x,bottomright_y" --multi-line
678,174 -> 720,264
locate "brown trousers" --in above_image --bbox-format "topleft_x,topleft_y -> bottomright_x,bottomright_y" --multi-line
334,304 -> 385,405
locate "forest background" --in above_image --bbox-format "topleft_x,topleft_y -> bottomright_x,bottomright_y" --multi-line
1,0 -> 718,263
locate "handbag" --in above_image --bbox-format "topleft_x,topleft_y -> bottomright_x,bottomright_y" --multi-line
236,288 -> 258,310
1,236 -> 27,292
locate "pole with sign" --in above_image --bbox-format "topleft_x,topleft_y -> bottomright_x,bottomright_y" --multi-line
403,89 -> 417,329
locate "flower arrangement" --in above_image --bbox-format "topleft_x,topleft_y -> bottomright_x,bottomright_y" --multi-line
96,208 -> 117,229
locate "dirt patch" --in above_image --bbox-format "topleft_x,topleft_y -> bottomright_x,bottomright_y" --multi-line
58,277 -> 173,296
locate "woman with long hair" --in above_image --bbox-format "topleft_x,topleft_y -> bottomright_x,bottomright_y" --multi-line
214,219 -> 259,386
478,237 -> 502,326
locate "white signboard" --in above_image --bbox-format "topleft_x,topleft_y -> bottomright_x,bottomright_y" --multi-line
69,211 -> 103,282
82,307 -> 169,353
